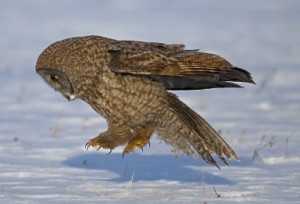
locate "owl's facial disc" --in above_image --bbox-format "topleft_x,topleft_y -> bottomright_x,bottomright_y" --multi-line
37,68 -> 76,101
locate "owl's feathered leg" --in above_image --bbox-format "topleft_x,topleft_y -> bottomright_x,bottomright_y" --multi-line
85,124 -> 132,152
85,124 -> 154,155
122,126 -> 154,156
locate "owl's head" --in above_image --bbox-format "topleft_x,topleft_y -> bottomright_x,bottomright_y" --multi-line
36,36 -> 114,101
35,37 -> 89,101
36,67 -> 76,101
35,38 -> 80,101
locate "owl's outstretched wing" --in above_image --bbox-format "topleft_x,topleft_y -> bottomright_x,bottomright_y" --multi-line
107,41 -> 255,90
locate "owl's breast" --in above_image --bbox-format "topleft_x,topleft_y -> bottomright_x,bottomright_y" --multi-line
85,72 -> 167,127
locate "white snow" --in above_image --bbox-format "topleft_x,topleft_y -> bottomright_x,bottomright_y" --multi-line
1,0 -> 300,203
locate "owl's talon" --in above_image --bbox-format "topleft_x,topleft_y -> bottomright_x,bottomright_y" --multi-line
123,138 -> 149,155
107,149 -> 112,154
85,135 -> 120,153
85,143 -> 90,150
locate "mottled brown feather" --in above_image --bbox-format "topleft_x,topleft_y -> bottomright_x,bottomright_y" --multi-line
107,40 -> 254,90
35,35 -> 254,169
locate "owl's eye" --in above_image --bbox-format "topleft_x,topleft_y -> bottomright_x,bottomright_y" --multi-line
50,74 -> 60,82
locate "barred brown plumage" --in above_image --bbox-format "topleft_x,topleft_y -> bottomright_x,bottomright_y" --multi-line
36,35 -> 254,168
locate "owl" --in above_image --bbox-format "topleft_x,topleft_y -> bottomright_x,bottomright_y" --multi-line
36,35 -> 254,168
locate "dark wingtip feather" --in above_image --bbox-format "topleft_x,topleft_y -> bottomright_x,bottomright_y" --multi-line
227,67 -> 256,84
148,74 -> 245,90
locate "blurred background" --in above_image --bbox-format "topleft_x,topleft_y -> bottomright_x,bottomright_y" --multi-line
0,0 -> 299,202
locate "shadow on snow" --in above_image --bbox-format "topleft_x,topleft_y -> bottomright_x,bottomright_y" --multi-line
63,152 -> 238,185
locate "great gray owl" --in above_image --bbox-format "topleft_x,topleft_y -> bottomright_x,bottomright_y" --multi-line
36,35 -> 254,168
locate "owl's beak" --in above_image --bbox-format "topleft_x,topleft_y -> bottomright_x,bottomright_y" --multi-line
66,94 -> 76,101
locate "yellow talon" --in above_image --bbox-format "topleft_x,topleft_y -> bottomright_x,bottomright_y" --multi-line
85,138 -> 99,149
122,138 -> 148,156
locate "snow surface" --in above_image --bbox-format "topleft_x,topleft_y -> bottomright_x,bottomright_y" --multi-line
1,0 -> 300,203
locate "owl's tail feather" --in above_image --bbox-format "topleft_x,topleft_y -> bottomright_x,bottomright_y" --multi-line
158,93 -> 238,168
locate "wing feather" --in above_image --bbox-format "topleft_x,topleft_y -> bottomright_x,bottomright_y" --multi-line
107,40 -> 255,90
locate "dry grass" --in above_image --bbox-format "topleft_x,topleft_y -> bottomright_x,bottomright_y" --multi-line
212,186 -> 221,198
16,85 -> 26,103
50,108 -> 64,137
284,131 -> 294,158
256,68 -> 278,92
252,134 -> 276,161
